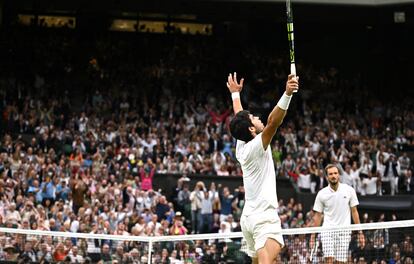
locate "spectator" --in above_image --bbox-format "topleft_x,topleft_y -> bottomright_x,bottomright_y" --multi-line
71,175 -> 87,214
190,182 -> 204,234
311,167 -> 328,194
399,152 -> 411,177
200,190 -> 214,233
112,245 -> 127,263
341,164 -> 354,187
68,246 -> 84,263
383,154 -> 400,195
147,214 -> 162,235
178,156 -> 194,174
297,168 -> 312,193
140,161 -> 155,191
37,243 -> 53,263
177,182 -> 191,219
219,187 -> 234,223
281,154 -> 296,179
99,244 -> 112,264
352,232 -> 373,263
18,241 -> 37,263
5,203 -> 20,226
361,172 -> 379,196
401,169 -> 414,194
155,196 -> 170,221
53,242 -> 69,262
170,213 -> 187,235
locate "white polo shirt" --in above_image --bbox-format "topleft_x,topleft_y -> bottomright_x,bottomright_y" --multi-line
313,183 -> 359,226
236,133 -> 278,216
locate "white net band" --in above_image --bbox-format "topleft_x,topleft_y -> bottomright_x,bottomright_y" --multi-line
1,219 -> 412,242
0,219 -> 413,263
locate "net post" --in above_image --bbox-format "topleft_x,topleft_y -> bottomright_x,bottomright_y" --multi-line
148,239 -> 153,264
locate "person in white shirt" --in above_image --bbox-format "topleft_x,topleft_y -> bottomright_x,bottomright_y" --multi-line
361,173 -> 378,195
350,161 -> 362,194
68,246 -> 84,263
359,157 -> 373,178
376,145 -> 389,168
5,203 -> 21,225
341,164 -> 354,187
297,168 -> 312,193
147,214 -> 162,235
190,182 -> 204,234
398,152 -> 411,177
228,72 -> 298,264
311,164 -> 361,264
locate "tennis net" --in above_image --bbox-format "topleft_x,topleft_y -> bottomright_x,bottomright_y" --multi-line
0,219 -> 413,263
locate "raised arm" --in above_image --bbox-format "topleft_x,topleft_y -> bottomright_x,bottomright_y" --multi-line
227,72 -> 244,114
261,74 -> 299,150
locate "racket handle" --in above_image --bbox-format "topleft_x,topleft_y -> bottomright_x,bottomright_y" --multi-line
290,63 -> 296,76
290,63 -> 298,93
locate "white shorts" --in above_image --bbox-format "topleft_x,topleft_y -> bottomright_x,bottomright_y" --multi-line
320,231 -> 351,262
240,209 -> 284,258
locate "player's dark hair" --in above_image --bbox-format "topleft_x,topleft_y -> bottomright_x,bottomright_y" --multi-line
324,164 -> 340,175
230,110 -> 254,142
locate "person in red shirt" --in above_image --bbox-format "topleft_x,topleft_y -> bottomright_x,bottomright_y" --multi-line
140,159 -> 155,191
53,243 -> 68,262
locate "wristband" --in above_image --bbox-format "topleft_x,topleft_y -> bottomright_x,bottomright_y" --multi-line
231,92 -> 240,100
277,92 -> 292,110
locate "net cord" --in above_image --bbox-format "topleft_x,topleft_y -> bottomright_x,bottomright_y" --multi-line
0,219 -> 413,242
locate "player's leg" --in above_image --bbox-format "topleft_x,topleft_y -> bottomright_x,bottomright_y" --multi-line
321,231 -> 335,264
257,238 -> 282,264
240,215 -> 257,262
334,231 -> 352,264
254,210 -> 284,264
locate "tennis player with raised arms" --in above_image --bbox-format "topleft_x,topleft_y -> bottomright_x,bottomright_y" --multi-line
228,72 -> 299,264
311,164 -> 362,263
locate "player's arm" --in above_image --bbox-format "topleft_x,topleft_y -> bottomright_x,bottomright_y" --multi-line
309,211 -> 322,249
351,206 -> 360,224
312,192 -> 325,227
351,206 -> 364,237
312,211 -> 323,227
349,186 -> 360,225
261,74 -> 299,150
226,72 -> 244,114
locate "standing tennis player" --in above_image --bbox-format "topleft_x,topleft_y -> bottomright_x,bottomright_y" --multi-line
311,164 -> 361,264
228,72 -> 299,264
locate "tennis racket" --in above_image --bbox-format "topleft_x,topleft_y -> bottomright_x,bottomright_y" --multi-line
309,234 -> 319,262
286,0 -> 298,92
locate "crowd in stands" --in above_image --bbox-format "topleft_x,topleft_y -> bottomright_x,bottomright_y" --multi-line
0,27 -> 413,263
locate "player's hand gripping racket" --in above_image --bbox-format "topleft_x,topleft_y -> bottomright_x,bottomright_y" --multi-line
286,0 -> 298,92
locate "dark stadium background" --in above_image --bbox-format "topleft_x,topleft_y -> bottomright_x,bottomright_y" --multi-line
2,0 -> 414,93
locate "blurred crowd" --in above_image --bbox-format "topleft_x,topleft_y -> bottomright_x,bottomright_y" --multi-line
0,27 -> 413,263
